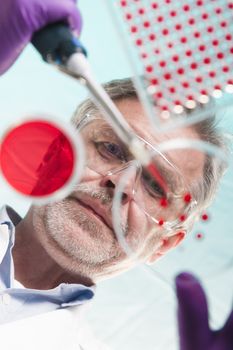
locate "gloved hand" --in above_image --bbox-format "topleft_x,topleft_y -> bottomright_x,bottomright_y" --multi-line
0,0 -> 82,74
175,272 -> 233,350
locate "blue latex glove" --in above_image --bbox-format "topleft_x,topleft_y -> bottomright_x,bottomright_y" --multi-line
176,272 -> 233,350
0,0 -> 82,74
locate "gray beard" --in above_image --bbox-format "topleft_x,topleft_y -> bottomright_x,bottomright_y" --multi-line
31,182 -> 156,281
34,184 -> 129,265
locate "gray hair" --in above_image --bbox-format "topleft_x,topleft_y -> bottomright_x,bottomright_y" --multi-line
71,78 -> 138,129
71,78 -> 229,231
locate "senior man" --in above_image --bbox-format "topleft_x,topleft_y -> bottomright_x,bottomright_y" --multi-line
0,77 -> 226,325
0,1 -> 231,349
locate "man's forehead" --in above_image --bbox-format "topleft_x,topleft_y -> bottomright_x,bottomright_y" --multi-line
91,97 -> 200,147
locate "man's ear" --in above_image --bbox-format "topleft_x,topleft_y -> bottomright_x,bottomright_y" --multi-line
147,231 -> 186,264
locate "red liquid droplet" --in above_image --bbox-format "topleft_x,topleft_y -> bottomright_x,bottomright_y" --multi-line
185,50 -> 192,56
151,78 -> 159,85
160,198 -> 168,207
149,33 -> 156,41
158,219 -> 164,226
215,8 -> 222,14
180,37 -> 187,43
131,26 -> 137,33
199,45 -> 206,51
196,233 -> 203,240
202,13 -> 208,19
177,68 -> 185,75
120,1 -> 127,6
169,87 -> 176,93
182,82 -> 189,88
217,52 -> 224,59
143,21 -> 150,28
190,62 -> 198,69
179,215 -> 186,222
136,39 -> 143,46
201,213 -> 209,221
200,89 -> 208,95
152,2 -> 158,9
146,65 -> 153,73
207,26 -> 214,33
194,31 -> 200,38
184,193 -> 192,203
188,18 -> 195,25
203,57 -> 211,64
183,5 -> 190,11
170,10 -> 177,16
156,91 -> 163,98
159,60 -> 166,67
138,8 -> 145,15
172,55 -> 179,62
162,28 -> 169,35
164,72 -> 172,80
222,66 -> 229,73
209,71 -> 216,78
175,24 -> 182,30
220,21 -> 227,27
196,76 -> 203,83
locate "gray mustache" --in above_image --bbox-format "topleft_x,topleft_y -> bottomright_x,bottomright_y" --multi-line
71,184 -> 129,233
72,184 -> 113,205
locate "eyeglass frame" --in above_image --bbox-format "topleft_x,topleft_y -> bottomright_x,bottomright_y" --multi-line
74,113 -> 198,233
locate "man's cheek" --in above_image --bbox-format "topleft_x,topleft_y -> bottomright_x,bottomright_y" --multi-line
116,203 -> 149,251
80,168 -> 102,183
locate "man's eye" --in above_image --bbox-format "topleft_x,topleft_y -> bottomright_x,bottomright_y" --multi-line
95,142 -> 126,161
142,170 -> 166,198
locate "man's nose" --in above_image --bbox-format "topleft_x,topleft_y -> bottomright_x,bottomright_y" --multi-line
99,166 -> 141,205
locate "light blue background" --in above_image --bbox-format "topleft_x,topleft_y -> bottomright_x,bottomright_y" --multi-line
0,1 -> 233,349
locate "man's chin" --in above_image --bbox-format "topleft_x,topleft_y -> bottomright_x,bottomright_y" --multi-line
32,200 -> 131,279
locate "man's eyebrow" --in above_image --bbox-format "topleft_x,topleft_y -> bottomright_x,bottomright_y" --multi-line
93,124 -> 128,144
99,125 -> 119,137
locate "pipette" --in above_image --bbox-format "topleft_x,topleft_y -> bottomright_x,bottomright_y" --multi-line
32,22 -> 168,192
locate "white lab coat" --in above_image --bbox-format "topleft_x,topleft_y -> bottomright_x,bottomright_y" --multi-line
0,302 -> 110,350
0,212 -> 110,349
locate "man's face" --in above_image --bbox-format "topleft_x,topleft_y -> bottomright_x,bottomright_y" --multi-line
31,98 -> 205,281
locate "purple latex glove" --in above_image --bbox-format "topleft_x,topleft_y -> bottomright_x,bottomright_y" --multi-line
176,272 -> 233,350
0,0 -> 82,74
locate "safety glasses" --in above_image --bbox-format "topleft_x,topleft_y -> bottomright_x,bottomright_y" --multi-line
79,115 -> 197,234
